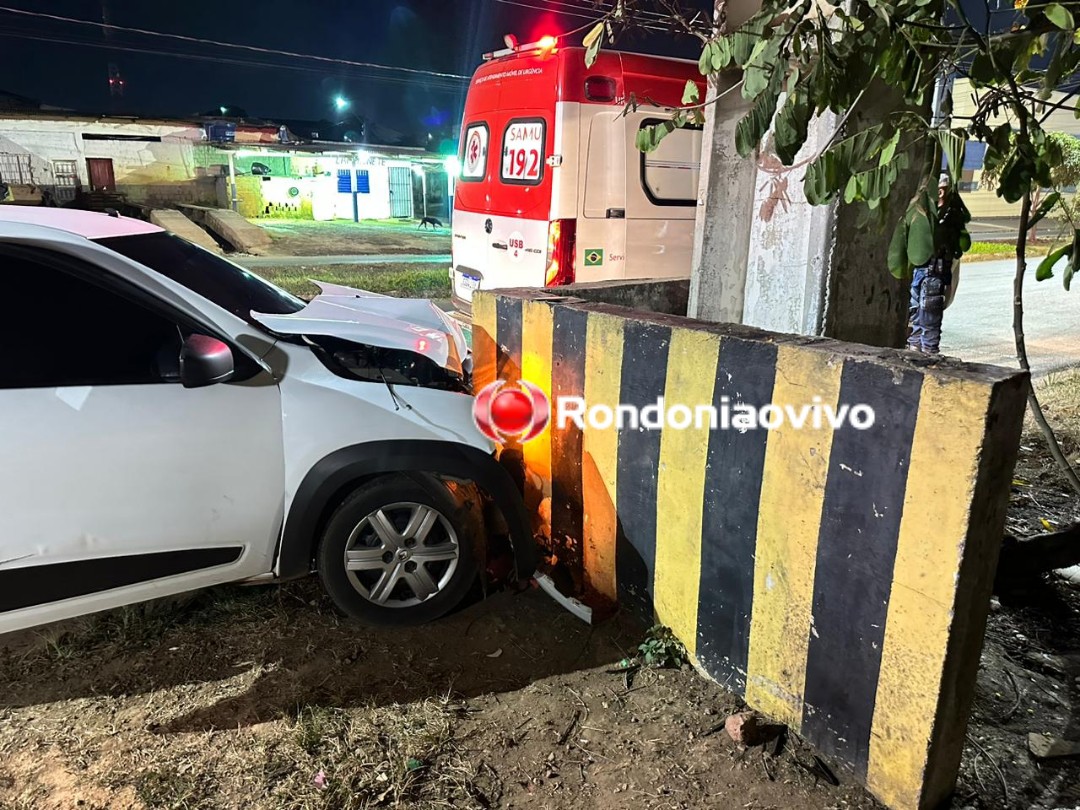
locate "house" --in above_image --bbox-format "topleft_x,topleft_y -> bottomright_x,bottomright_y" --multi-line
951,77 -> 1080,218
0,107 -> 452,221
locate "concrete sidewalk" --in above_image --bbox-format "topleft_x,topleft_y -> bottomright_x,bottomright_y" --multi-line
941,258 -> 1080,374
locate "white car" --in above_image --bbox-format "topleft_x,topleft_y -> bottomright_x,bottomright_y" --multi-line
0,207 -> 534,633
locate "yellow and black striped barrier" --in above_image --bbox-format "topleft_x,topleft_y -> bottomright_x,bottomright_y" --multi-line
474,287 -> 1028,810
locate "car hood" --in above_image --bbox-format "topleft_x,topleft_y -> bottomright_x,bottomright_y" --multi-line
251,281 -> 468,372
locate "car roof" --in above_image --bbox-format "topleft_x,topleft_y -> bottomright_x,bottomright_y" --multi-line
0,206 -> 162,240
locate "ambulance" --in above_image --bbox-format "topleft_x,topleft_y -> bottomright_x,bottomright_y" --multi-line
450,36 -> 706,311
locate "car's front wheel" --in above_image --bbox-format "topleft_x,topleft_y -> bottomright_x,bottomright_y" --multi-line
316,474 -> 478,625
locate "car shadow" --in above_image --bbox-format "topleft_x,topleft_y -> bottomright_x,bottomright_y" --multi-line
0,579 -> 643,735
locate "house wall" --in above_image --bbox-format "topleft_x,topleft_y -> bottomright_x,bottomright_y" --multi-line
952,79 -> 1080,219
0,117 -> 218,207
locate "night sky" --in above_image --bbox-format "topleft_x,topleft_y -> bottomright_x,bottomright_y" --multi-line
0,1 -> 706,146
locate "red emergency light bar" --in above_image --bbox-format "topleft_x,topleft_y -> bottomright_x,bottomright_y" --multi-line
483,34 -> 558,61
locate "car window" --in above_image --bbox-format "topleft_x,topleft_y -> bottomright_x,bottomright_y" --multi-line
95,232 -> 305,328
0,253 -> 185,389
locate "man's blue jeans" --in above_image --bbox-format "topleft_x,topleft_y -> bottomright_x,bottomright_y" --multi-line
908,264 -> 949,354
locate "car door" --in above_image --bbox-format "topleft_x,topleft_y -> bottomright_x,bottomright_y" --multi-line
0,244 -> 285,634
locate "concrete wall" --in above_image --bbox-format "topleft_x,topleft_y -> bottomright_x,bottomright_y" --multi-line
473,286 -> 1029,810
0,117 -> 217,206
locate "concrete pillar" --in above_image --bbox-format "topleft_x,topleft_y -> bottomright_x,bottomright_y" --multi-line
742,112 -> 839,336
688,78 -> 757,323
689,1 -> 909,348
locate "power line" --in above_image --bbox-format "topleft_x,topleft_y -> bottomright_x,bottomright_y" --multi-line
0,5 -> 470,82
490,0 -> 670,32
0,30 -> 467,94
534,0 -> 674,23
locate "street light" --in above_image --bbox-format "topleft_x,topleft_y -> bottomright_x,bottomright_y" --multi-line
334,95 -> 350,112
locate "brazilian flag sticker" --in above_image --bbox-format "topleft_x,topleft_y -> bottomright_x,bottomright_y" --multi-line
584,248 -> 604,267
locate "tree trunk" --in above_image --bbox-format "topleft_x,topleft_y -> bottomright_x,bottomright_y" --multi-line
1014,191 -> 1080,495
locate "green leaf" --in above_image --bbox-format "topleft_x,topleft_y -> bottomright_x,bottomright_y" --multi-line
682,80 -> 700,105
1029,191 -> 1062,230
735,67 -> 785,158
878,130 -> 901,167
712,38 -> 732,71
584,24 -> 604,68
1036,242 -> 1071,281
907,207 -> 934,267
802,125 -> 887,206
773,82 -> 811,164
933,129 -> 965,185
1045,3 -> 1074,29
887,216 -> 910,279
1068,234 -> 1080,290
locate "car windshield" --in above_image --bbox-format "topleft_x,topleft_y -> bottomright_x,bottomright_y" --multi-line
95,231 -> 306,328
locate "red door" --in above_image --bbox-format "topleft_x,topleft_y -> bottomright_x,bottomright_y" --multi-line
86,158 -> 116,192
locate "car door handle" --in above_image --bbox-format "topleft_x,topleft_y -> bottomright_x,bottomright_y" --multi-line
606,208 -> 626,219
492,242 -> 508,250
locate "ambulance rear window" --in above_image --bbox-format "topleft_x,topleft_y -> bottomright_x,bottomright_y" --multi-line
500,118 -> 546,186
461,122 -> 489,182
639,119 -> 702,206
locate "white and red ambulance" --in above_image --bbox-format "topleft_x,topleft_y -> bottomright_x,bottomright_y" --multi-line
450,36 -> 706,311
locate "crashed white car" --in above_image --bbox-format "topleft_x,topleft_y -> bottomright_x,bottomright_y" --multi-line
0,207 -> 534,633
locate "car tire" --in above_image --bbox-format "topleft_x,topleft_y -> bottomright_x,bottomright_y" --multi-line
316,474 -> 478,625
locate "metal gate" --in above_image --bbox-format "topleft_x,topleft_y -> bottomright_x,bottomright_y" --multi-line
388,166 -> 414,218
0,153 -> 32,184
51,160 -> 79,204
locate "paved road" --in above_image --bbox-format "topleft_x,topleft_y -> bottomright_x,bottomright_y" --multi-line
235,253 -> 450,267
968,216 -> 1070,243
941,258 -> 1080,375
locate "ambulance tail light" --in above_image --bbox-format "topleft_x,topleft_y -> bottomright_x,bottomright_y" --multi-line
544,219 -> 576,287
584,76 -> 617,102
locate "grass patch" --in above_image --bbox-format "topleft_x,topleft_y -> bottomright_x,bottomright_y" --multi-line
966,241 -> 1051,262
252,263 -> 450,300
260,700 -> 472,809
1035,369 -> 1080,451
133,767 -> 208,810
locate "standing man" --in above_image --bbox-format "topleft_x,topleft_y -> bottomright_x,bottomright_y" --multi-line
907,176 -> 957,354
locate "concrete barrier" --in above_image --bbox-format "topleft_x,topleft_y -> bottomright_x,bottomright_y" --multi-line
180,205 -> 272,254
149,209 -> 222,254
474,286 -> 1028,810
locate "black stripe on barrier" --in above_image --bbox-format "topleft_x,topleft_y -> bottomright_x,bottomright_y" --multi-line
615,321 -> 671,615
495,296 -> 523,382
696,338 -> 777,694
800,361 -> 923,774
550,305 -> 589,593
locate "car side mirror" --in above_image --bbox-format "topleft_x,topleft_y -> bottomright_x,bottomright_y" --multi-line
180,334 -> 235,389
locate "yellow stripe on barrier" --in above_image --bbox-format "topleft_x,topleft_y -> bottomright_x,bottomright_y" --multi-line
652,328 -> 720,655
521,299 -> 555,518
744,345 -> 843,727
866,376 -> 990,810
581,312 -> 624,605
472,293 -> 498,393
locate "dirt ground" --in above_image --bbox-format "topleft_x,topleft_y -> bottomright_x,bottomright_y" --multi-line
0,585 -> 880,810
1,377 -> 1078,810
256,220 -> 451,257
